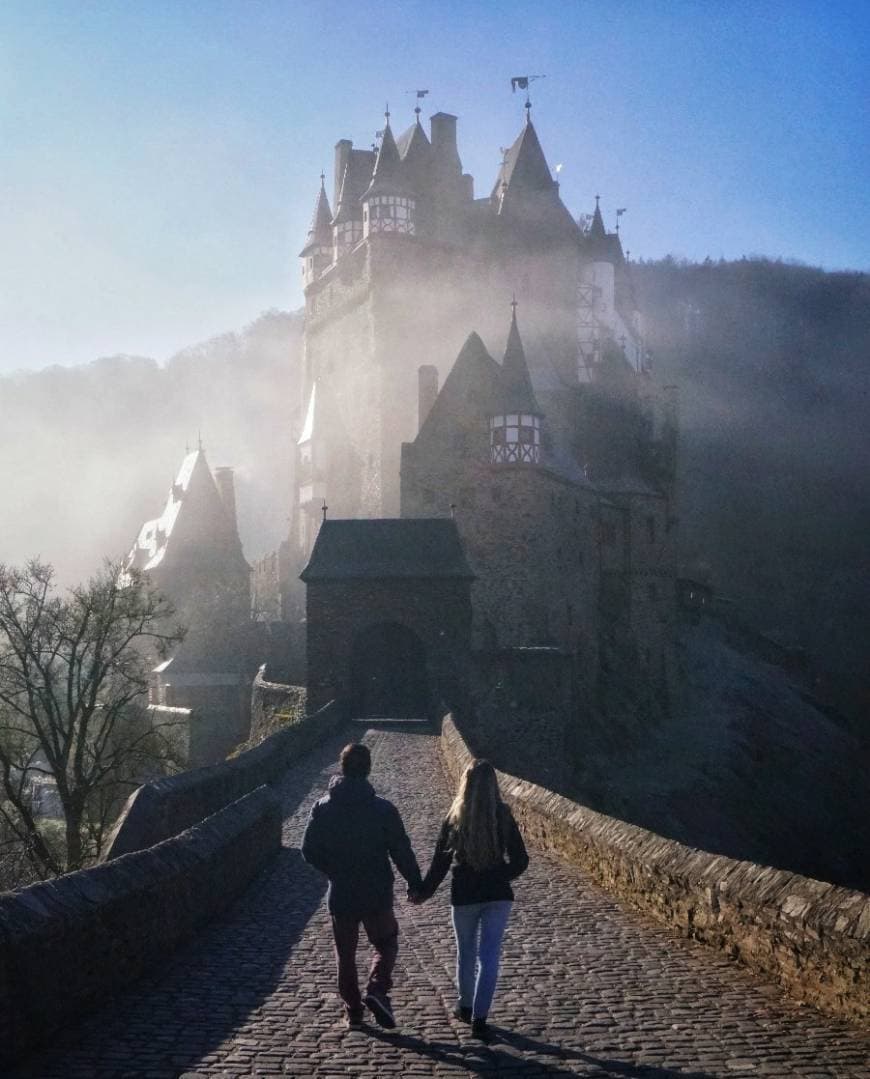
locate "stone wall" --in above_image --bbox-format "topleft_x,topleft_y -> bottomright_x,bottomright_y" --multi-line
440,714 -> 870,1024
0,786 -> 281,1068
249,666 -> 308,745
102,699 -> 342,859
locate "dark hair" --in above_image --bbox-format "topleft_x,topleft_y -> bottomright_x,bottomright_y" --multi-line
340,742 -> 371,778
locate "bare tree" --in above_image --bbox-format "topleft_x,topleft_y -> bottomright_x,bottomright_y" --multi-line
0,560 -> 184,881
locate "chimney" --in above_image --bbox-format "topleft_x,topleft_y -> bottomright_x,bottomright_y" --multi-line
430,113 -> 461,175
334,139 -> 352,206
214,467 -> 239,534
418,365 -> 439,432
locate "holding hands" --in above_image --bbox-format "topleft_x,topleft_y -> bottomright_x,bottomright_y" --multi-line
407,886 -> 427,905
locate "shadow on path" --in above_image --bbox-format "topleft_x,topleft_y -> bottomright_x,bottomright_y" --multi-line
13,849 -> 327,1078
366,1025 -> 720,1078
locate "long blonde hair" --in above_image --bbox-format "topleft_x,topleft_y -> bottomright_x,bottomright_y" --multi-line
446,759 -> 504,871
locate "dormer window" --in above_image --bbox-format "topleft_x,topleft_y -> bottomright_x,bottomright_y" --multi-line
490,413 -> 541,464
363,195 -> 416,237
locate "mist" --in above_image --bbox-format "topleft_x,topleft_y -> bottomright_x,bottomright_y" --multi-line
0,310 -> 302,586
1,257 -> 867,721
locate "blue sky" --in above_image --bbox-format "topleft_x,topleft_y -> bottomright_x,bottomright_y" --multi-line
1,0 -> 867,372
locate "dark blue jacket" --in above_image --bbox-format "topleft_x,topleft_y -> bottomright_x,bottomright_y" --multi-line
301,775 -> 422,916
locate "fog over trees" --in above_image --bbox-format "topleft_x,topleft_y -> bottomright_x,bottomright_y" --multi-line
1,259 -> 867,721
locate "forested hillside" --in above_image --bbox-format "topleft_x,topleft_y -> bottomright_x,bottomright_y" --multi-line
1,260 -> 867,719
633,258 -> 869,721
0,310 -> 302,586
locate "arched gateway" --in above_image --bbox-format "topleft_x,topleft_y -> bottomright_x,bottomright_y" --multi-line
301,518 -> 474,718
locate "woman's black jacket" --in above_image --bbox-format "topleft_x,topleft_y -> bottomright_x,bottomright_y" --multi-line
420,804 -> 529,906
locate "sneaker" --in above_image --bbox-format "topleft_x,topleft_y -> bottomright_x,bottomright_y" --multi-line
452,1005 -> 472,1023
344,1008 -> 364,1029
471,1017 -> 492,1042
364,989 -> 396,1029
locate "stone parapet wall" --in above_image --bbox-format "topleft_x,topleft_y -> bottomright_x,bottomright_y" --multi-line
0,785 -> 281,1067
250,667 -> 308,745
440,714 -> 869,1024
102,699 -> 341,859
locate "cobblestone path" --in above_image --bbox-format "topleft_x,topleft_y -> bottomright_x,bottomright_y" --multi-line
15,725 -> 870,1079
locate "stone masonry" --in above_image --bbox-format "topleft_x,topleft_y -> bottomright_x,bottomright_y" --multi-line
14,725 -> 870,1078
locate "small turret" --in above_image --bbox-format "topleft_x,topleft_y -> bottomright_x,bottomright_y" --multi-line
332,145 -> 375,257
490,303 -> 543,465
362,109 -> 416,237
299,175 -> 333,287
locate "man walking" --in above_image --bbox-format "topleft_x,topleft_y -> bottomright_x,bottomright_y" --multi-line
301,742 -> 422,1029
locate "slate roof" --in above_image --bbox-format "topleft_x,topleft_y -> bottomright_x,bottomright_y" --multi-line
299,182 -> 333,256
300,518 -> 475,581
332,149 -> 376,224
581,199 -> 624,263
490,119 -> 580,240
500,310 -> 541,415
364,123 -> 415,199
490,120 -> 555,198
396,119 -> 430,160
415,332 -> 502,444
123,448 -> 246,576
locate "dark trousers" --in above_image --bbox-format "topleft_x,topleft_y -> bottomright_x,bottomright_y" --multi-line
330,907 -> 399,1013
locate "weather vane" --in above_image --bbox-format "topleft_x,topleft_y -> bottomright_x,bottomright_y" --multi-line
406,88 -> 429,119
510,74 -> 546,119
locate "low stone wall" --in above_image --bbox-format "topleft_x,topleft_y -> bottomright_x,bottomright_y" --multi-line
102,699 -> 341,859
440,714 -> 870,1024
250,667 -> 308,746
0,785 -> 281,1067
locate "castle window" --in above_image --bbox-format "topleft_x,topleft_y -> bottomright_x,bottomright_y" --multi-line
490,413 -> 540,464
364,195 -> 416,237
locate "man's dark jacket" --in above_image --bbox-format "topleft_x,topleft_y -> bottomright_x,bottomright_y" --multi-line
301,775 -> 422,916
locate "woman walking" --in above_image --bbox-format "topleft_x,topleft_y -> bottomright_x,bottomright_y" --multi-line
413,759 -> 528,1041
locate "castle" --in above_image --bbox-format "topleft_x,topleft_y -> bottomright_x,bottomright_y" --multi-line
132,98 -> 680,765
283,101 -> 678,730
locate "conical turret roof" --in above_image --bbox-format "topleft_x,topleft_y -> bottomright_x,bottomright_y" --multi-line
299,180 -> 333,256
499,308 -> 541,415
490,118 -> 579,240
364,121 -> 415,199
332,149 -> 375,225
582,197 -> 622,262
491,119 -> 555,200
397,118 -> 431,161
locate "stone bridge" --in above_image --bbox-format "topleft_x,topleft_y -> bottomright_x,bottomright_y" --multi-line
8,722 -> 870,1078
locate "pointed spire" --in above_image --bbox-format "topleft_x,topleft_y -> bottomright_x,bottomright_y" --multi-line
490,119 -> 555,201
363,110 -> 415,199
583,195 -> 622,262
299,177 -> 333,255
589,195 -> 606,239
500,301 -> 541,415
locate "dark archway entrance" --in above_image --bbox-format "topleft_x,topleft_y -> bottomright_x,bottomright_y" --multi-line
350,622 -> 429,719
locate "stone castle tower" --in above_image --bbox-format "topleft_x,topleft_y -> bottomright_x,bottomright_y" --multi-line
292,103 -> 623,552
277,100 -> 678,694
